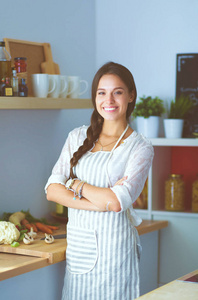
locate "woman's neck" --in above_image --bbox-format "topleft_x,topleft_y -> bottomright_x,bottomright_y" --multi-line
101,121 -> 129,138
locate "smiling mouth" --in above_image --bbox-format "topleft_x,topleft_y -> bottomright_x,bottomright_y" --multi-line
103,107 -> 118,112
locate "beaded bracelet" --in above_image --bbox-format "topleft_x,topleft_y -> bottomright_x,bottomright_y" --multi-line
65,178 -> 78,190
73,180 -> 86,200
78,181 -> 86,199
72,180 -> 83,200
106,201 -> 111,211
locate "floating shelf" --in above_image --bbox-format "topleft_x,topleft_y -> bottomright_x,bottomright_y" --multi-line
150,138 -> 198,147
0,97 -> 93,110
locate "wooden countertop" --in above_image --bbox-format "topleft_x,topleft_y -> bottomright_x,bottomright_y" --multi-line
135,270 -> 198,300
0,219 -> 168,281
137,219 -> 168,235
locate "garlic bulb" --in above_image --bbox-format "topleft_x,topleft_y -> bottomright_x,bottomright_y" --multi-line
44,233 -> 54,244
23,233 -> 34,245
28,227 -> 37,239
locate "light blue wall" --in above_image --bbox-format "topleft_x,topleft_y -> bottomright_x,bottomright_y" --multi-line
96,0 -> 198,101
0,0 -> 95,217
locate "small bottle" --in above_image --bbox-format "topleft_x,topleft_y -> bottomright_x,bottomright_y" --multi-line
55,203 -> 68,218
1,77 -> 13,96
14,57 -> 27,82
0,77 -> 5,96
18,78 -> 28,97
11,68 -> 19,96
192,175 -> 198,212
165,174 -> 185,211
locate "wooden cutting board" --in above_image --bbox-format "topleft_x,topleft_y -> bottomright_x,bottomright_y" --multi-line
40,43 -> 60,74
0,224 -> 67,263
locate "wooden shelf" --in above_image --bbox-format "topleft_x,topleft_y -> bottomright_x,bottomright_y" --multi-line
150,138 -> 198,147
0,97 -> 93,110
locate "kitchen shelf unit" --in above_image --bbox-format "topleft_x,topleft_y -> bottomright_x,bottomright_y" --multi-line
0,97 -> 93,110
135,138 -> 198,220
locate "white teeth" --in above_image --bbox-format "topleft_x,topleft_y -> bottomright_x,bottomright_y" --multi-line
104,107 -> 116,111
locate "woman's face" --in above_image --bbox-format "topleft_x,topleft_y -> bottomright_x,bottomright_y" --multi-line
95,74 -> 133,123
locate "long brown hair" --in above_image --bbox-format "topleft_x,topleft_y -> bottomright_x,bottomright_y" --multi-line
69,61 -> 137,178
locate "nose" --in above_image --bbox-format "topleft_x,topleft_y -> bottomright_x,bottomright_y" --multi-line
105,92 -> 115,103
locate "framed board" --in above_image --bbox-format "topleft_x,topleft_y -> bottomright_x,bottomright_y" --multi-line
3,38 -> 59,96
176,53 -> 198,138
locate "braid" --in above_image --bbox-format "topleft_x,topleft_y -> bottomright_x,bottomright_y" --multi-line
70,111 -> 103,178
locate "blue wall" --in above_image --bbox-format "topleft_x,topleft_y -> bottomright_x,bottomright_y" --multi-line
96,0 -> 198,101
0,0 -> 95,217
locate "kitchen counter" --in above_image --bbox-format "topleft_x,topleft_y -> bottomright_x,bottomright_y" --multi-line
135,270 -> 198,300
0,219 -> 168,281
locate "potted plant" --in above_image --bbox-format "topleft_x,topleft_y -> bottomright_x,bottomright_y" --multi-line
164,95 -> 194,138
133,95 -> 165,138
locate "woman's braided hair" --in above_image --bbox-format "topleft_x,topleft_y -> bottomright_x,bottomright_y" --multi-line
69,61 -> 137,178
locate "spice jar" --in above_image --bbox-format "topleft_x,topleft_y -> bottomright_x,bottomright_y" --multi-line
192,175 -> 198,212
14,57 -> 27,82
165,174 -> 185,211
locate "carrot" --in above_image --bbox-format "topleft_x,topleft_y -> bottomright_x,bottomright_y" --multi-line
35,222 -> 53,234
21,219 -> 29,226
45,225 -> 59,230
30,223 -> 38,232
24,223 -> 33,231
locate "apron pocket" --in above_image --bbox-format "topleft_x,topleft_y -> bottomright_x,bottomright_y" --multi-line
66,225 -> 98,274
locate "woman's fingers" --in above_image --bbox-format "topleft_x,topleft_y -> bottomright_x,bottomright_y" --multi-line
114,176 -> 128,186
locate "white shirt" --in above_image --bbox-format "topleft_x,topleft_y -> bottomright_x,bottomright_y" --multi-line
45,125 -> 154,226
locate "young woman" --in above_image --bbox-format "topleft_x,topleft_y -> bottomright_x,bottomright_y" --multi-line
45,62 -> 154,300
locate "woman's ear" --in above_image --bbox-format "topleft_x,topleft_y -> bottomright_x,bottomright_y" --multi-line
128,90 -> 135,103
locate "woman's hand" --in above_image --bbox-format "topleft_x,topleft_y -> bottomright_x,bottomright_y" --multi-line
114,176 -> 128,186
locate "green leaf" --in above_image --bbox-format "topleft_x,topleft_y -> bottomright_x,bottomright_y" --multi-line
166,95 -> 195,119
11,241 -> 20,247
133,96 -> 165,118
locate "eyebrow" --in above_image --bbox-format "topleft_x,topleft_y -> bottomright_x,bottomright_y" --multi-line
97,87 -> 124,91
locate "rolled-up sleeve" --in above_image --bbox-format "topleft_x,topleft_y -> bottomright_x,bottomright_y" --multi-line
110,142 -> 154,212
44,132 -> 73,193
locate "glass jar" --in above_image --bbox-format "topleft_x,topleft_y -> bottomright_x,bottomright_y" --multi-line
192,175 -> 198,212
56,203 -> 67,218
165,174 -> 185,211
0,41 -> 12,95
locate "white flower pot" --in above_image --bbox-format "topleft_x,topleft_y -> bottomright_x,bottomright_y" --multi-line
136,116 -> 160,138
164,119 -> 184,138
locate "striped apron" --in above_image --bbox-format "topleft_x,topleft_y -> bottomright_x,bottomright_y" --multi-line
62,151 -> 140,300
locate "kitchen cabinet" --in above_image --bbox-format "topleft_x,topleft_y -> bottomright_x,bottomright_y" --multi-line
136,138 -> 198,219
136,138 -> 198,285
0,96 -> 93,110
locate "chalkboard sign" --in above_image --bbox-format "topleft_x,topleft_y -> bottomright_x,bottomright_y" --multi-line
176,53 -> 198,138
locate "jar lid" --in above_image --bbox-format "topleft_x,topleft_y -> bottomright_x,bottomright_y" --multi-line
0,41 -> 5,47
169,174 -> 183,178
14,57 -> 27,61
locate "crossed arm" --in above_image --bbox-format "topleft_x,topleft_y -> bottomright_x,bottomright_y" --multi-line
46,177 -> 127,212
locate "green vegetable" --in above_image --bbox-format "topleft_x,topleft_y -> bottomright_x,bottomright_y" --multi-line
9,211 -> 26,226
18,233 -> 25,242
17,229 -> 28,242
11,241 -> 20,247
2,212 -> 13,221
